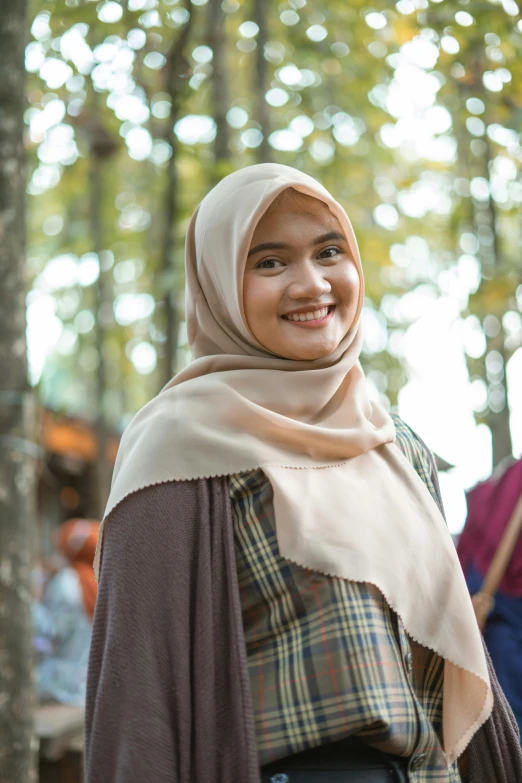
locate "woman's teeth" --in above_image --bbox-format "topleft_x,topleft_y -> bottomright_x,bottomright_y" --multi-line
286,307 -> 329,322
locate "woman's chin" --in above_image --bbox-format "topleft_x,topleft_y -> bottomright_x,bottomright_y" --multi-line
275,340 -> 339,362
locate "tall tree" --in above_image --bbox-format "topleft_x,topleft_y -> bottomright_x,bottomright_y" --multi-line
207,0 -> 231,180
86,107 -> 118,514
160,0 -> 194,385
253,0 -> 271,163
426,4 -> 522,465
0,1 -> 36,781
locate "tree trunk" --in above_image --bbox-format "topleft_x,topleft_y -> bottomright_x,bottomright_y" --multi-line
454,67 -> 513,467
206,0 -> 230,179
490,408 -> 513,468
253,0 -> 271,163
89,149 -> 111,516
160,134 -> 181,386
160,1 -> 193,387
472,196 -> 513,466
478,136 -> 513,466
82,24 -> 118,516
0,1 -> 37,782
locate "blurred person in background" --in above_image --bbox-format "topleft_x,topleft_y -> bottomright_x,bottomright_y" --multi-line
458,457 -> 522,737
33,518 -> 100,706
86,165 -> 522,783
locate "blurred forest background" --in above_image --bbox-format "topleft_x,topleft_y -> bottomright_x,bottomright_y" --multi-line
2,0 -> 522,779
23,0 -> 522,528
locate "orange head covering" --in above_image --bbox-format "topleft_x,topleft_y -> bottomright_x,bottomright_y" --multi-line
57,518 -> 100,620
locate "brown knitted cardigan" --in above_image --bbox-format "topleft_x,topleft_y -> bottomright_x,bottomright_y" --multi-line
85,477 -> 522,783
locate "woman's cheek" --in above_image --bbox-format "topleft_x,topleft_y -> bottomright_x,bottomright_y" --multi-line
257,280 -> 281,318
338,265 -> 360,303
245,275 -> 269,316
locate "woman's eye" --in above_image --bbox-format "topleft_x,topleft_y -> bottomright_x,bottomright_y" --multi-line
256,258 -> 283,269
319,246 -> 341,259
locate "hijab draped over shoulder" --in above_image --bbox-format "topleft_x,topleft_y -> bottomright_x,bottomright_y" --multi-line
96,163 -> 492,763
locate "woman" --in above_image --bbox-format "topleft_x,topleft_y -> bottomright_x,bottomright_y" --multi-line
86,164 -> 521,782
34,518 -> 99,705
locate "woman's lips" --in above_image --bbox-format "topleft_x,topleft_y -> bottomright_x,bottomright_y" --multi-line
281,305 -> 335,327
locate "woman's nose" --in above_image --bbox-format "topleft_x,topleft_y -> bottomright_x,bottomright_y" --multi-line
286,261 -> 332,300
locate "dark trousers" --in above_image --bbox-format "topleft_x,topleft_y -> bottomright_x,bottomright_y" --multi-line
261,737 -> 409,782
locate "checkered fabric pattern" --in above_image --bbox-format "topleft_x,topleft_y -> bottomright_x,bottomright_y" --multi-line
229,414 -> 462,781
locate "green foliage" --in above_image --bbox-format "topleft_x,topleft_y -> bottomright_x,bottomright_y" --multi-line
24,0 -> 522,457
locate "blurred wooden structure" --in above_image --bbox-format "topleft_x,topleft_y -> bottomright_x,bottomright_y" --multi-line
35,704 -> 84,783
34,409 -> 119,783
35,410 -> 119,781
38,408 -> 119,554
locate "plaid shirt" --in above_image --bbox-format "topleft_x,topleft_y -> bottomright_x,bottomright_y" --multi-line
229,414 -> 462,782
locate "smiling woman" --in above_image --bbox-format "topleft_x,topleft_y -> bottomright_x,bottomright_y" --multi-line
85,164 -> 521,783
244,188 -> 360,360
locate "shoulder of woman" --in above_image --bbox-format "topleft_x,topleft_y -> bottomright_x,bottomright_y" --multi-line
109,475 -> 230,521
99,476 -> 231,574
390,412 -> 436,471
390,413 -> 446,519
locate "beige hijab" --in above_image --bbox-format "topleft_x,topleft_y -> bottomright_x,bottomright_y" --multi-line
97,163 -> 491,763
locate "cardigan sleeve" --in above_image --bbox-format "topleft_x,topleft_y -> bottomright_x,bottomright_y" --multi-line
465,639 -> 522,783
84,478 -> 260,783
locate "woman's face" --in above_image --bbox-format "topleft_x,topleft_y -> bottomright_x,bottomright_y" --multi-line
243,191 -> 361,361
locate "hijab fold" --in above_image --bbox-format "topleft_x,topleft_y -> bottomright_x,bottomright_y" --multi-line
96,163 -> 491,763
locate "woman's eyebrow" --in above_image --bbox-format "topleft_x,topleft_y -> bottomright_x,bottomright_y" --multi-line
314,231 -> 347,245
248,241 -> 288,257
247,231 -> 347,258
